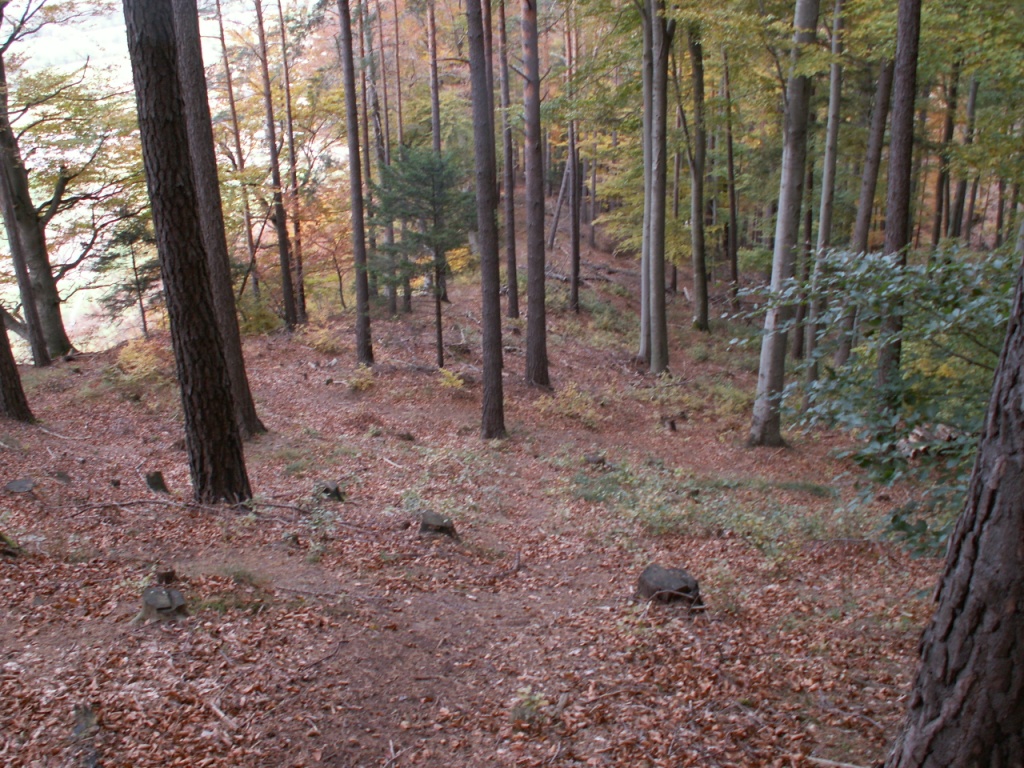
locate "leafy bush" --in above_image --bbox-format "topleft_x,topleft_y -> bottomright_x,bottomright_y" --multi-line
535,383 -> 604,428
742,245 -> 1015,553
237,294 -> 284,335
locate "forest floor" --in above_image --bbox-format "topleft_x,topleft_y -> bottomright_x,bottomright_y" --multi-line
0,234 -> 942,767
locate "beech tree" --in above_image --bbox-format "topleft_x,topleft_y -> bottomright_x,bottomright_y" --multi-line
123,0 -> 251,504
0,306 -> 31,421
748,0 -> 821,447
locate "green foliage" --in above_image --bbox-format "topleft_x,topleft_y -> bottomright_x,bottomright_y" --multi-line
237,294 -> 285,335
370,146 -> 474,293
93,216 -> 162,333
745,245 -> 1015,553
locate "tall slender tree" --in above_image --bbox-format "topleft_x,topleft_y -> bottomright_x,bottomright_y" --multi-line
0,311 -> 31,422
254,0 -> 297,328
338,0 -> 374,365
688,22 -> 708,333
876,0 -> 921,406
748,0 -> 821,447
521,0 -> 549,387
123,0 -> 251,504
172,0 -> 264,439
467,0 -> 506,439
497,0 -> 519,318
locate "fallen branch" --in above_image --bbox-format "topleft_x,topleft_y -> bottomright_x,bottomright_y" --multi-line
800,757 -> 870,768
37,425 -> 89,441
300,640 -> 348,669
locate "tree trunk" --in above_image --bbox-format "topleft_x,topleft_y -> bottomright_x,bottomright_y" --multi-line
467,0 -> 506,439
884,218 -> 1024,766
722,48 -> 739,308
638,10 -> 652,365
566,12 -> 580,314
688,24 -> 709,332
0,17 -> 70,357
277,0 -> 307,323
172,0 -> 264,438
834,58 -> 893,368
930,61 -> 961,249
215,0 -> 260,300
123,0 -> 251,504
748,0 -> 820,447
0,317 -> 31,422
644,0 -> 673,374
521,0 -> 549,387
254,0 -> 297,328
876,0 -> 921,406
951,77 -> 979,240
338,0 -> 374,365
0,161 -> 48,366
497,0 -> 519,318
806,0 -> 843,380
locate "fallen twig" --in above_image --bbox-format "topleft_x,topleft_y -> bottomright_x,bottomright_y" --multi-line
801,757 -> 870,768
300,640 -> 348,669
37,425 -> 89,441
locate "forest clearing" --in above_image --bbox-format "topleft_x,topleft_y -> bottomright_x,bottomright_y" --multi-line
1,243 -> 941,767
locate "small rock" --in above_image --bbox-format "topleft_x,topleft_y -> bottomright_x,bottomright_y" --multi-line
50,471 -> 72,485
583,453 -> 606,466
155,569 -> 176,585
5,478 -> 34,493
145,471 -> 170,494
395,432 -> 415,442
419,511 -> 458,539
314,481 -> 345,502
637,564 -> 703,607
134,586 -> 188,624
110,478 -> 121,488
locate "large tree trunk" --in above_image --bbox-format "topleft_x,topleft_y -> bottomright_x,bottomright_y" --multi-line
123,0 -> 251,504
834,58 -> 893,368
884,219 -> 1024,766
254,0 -> 297,329
338,0 -> 374,365
688,24 -> 709,333
0,317 -> 31,422
521,0 -> 549,387
748,0 -> 820,447
876,0 -> 921,406
497,0 -> 519,318
172,0 -> 264,439
0,22 -> 70,357
467,0 -> 506,440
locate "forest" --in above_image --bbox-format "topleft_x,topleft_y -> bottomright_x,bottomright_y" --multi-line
1,0 -> 1023,765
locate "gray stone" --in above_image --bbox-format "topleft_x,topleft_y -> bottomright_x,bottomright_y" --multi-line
419,511 -> 458,539
637,564 -> 703,607
135,586 -> 188,623
145,471 -> 170,494
5,478 -> 34,493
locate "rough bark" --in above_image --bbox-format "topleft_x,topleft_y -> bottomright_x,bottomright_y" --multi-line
254,0 -> 297,329
172,0 -> 264,439
0,315 -> 31,422
521,0 -> 549,387
876,0 -> 921,405
338,0 -> 374,365
884,219 -> 1024,766
467,0 -> 506,439
748,0 -> 820,447
123,0 -> 251,504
